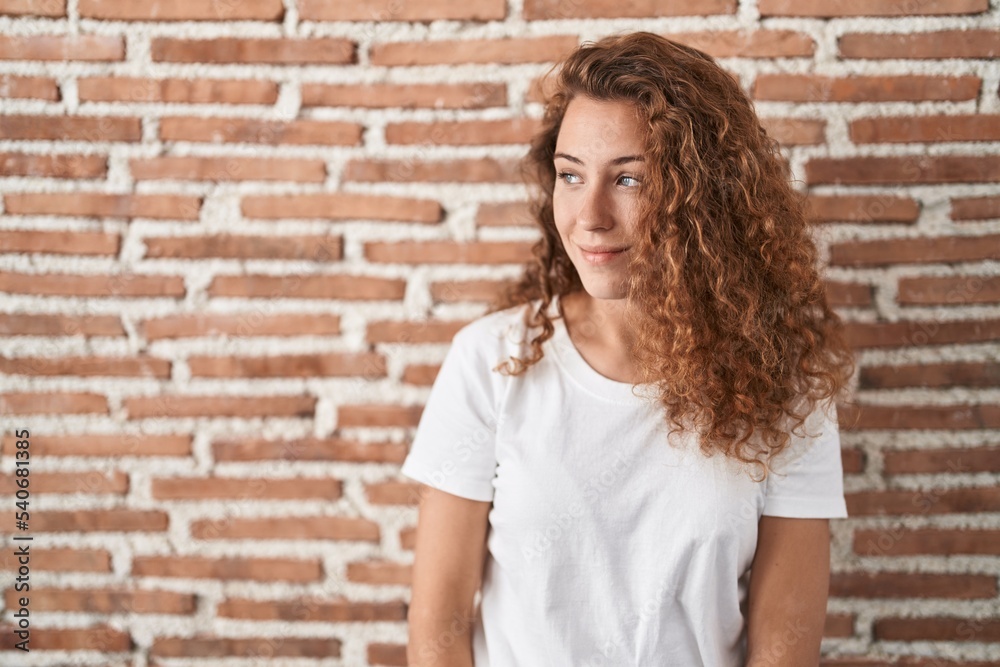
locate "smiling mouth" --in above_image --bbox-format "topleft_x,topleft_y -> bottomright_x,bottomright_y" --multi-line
579,246 -> 628,264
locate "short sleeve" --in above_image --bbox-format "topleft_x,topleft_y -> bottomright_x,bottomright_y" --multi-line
399,324 -> 499,503
761,398 -> 849,519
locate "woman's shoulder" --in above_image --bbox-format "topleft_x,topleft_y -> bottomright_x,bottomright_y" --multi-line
448,297 -> 555,370
457,298 -> 541,348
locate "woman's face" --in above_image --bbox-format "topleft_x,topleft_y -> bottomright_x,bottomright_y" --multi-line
553,95 -> 646,300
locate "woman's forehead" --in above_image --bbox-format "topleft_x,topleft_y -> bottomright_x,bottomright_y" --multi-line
556,97 -> 646,160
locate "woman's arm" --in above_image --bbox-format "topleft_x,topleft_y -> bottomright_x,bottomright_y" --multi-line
407,485 -> 492,667
745,516 -> 831,667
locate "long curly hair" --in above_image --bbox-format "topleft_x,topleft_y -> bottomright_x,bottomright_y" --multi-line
484,31 -> 857,481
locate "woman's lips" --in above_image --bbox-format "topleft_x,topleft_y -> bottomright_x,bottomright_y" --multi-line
580,247 -> 627,265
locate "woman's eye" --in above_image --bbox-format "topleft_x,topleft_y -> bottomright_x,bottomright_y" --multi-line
556,172 -> 640,187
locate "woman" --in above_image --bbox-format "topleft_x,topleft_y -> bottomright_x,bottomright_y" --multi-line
402,31 -> 856,666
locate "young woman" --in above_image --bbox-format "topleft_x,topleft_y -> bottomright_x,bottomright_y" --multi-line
402,31 -> 856,667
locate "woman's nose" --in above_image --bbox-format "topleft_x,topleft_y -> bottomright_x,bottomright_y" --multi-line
576,181 -> 613,230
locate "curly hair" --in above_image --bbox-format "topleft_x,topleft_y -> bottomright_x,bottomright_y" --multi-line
483,31 -> 857,482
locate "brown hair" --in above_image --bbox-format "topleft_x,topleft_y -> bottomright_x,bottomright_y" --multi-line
484,31 -> 857,481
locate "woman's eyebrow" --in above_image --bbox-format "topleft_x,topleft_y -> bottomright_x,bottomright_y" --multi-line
553,152 -> 645,166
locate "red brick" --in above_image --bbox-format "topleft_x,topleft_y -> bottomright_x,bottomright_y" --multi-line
861,361 -> 1000,389
386,118 -> 540,145
854,527 -> 1000,556
807,156 -> 1000,185
752,74 -> 980,102
152,37 -> 355,64
525,76 -> 553,104
218,597 -> 405,621
370,35 -> 578,66
760,117 -> 825,145
760,0 -> 987,16
0,354 -> 168,377
841,447 -> 866,474
339,405 -> 423,428
369,642 -> 407,666
0,312 -> 124,337
0,34 -> 123,61
124,394 -> 316,419
0,547 -> 110,572
524,0 -> 734,19
301,81 -> 506,109
212,437 -> 407,463
34,509 -> 168,532
0,114 -> 140,141
477,200 -> 533,227
366,240 -> 534,264
190,515 -> 378,541
806,195 -> 920,223
188,352 -> 383,378
151,635 -> 340,657
844,318 -> 1000,348
160,116 -> 362,145
0,391 -> 107,414
0,433 -> 191,458
78,76 -> 278,104
0,624 -> 130,651
366,481 -> 422,505
152,476 -> 342,500
300,0 -> 504,20
0,74 -> 59,100
0,271 -> 185,297
144,234 -> 342,261
242,192 -> 442,223
0,470 -> 127,494
830,571 -> 997,599
0,152 -> 106,179
668,29 -> 814,58
824,281 -> 872,308
823,613 -> 855,638
367,319 -> 466,344
141,312 -> 341,340
403,362 -> 443,386
829,234 -> 1000,266
0,0 -> 66,16
0,230 -> 118,256
952,195 -> 1000,220
899,276 -> 1000,306
131,156 -> 325,182
429,279 -> 512,304
346,559 -> 410,585
874,616 -> 1000,641
850,115 -> 1000,143
132,555 -> 323,582
399,525 -> 418,552
846,487 -> 1000,515
839,403 -> 1000,430
4,192 -> 201,220
79,0 -> 284,20
208,274 -> 406,300
840,30 -> 1000,59
883,446 -> 1000,475
345,156 -> 520,183
3,587 -> 194,613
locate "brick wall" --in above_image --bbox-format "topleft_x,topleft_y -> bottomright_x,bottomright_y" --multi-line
0,0 -> 998,664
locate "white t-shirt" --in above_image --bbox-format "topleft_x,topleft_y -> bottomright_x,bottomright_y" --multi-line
400,294 -> 848,667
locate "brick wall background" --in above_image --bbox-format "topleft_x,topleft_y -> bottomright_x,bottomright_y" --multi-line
0,0 -> 998,665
